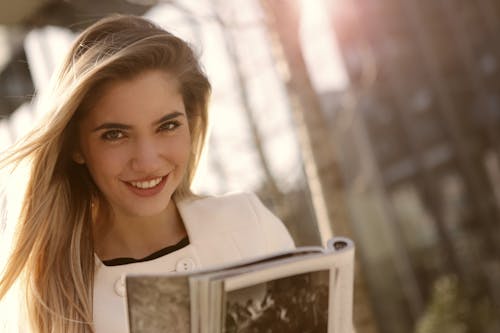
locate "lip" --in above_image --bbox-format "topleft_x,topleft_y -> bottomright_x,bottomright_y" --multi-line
123,175 -> 168,197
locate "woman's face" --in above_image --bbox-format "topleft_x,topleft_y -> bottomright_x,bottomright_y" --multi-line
76,70 -> 191,219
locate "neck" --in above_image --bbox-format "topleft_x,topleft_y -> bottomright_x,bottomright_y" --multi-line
93,200 -> 187,261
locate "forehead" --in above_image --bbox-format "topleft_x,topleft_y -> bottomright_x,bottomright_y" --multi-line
83,70 -> 184,125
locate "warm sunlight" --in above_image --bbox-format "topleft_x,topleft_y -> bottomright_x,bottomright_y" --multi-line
299,0 -> 348,92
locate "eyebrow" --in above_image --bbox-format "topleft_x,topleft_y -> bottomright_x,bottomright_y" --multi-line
92,111 -> 185,132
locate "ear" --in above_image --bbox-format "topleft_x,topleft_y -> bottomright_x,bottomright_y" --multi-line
72,151 -> 85,164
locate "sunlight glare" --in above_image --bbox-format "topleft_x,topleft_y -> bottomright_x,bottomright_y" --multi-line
299,0 -> 348,92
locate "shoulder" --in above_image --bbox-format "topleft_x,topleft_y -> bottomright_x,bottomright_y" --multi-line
179,191 -> 257,210
177,192 -> 265,233
178,192 -> 295,251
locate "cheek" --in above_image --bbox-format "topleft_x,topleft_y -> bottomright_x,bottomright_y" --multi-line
159,126 -> 192,164
169,134 -> 192,165
84,145 -> 128,181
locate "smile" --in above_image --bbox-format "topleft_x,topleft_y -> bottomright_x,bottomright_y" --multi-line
129,177 -> 163,189
124,175 -> 168,197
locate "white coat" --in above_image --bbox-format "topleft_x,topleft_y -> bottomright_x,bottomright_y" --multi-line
93,192 -> 295,333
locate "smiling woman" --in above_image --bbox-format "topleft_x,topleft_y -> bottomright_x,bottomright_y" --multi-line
0,15 -> 294,333
79,72 -> 187,210
77,70 -> 192,261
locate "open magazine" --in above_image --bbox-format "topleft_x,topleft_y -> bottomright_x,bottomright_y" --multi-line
125,237 -> 354,333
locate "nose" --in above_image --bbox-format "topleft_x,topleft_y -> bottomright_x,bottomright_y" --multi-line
130,138 -> 163,174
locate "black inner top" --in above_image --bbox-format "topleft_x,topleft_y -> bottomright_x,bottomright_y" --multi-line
101,236 -> 190,266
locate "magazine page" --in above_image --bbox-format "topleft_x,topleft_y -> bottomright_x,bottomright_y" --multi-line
211,242 -> 355,333
193,278 -> 225,333
224,269 -> 330,333
191,245 -> 326,276
199,237 -> 354,289
126,238 -> 354,333
126,274 -> 191,333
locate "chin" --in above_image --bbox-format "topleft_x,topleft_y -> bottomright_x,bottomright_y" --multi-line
127,200 -> 172,218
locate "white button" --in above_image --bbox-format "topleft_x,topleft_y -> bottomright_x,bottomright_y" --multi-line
114,277 -> 125,297
176,258 -> 196,272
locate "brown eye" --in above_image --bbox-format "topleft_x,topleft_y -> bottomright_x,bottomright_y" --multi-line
158,120 -> 181,132
101,130 -> 125,141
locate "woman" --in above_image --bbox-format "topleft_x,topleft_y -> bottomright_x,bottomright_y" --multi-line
0,15 -> 294,333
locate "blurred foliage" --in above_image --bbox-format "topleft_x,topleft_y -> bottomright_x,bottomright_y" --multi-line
415,275 -> 497,333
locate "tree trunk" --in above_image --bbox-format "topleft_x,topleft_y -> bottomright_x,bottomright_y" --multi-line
259,1 -> 379,332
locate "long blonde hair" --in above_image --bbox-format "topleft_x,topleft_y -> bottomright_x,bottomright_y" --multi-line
0,15 -> 211,333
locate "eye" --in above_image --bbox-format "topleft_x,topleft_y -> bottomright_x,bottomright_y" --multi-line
101,130 -> 125,141
158,120 -> 181,132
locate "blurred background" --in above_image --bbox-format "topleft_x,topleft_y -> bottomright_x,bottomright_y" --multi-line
0,0 -> 499,332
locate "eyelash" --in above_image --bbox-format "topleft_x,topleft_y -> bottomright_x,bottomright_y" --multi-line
158,120 -> 181,132
101,130 -> 124,141
100,121 -> 181,141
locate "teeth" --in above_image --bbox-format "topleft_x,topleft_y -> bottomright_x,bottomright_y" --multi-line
130,177 -> 162,189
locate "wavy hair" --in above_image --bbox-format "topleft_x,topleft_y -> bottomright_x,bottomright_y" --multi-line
0,14 -> 211,332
